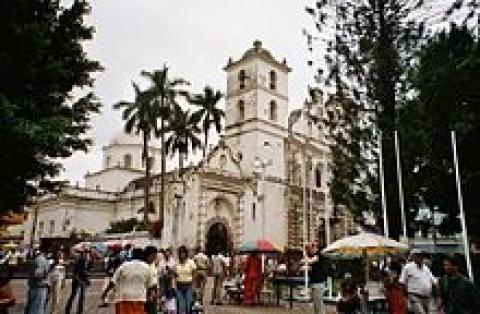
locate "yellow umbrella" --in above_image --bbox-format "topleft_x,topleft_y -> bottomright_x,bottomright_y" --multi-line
322,232 -> 407,256
2,242 -> 17,250
322,232 -> 408,281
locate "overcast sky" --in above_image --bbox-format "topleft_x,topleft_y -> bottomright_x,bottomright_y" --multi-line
60,0 -> 315,184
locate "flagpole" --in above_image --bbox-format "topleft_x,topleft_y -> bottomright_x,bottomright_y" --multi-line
451,130 -> 473,281
394,131 -> 407,242
379,131 -> 389,237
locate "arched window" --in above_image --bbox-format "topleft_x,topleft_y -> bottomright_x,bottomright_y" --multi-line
49,220 -> 55,235
239,69 -> 246,89
238,100 -> 245,121
124,154 -> 132,168
269,70 -> 277,90
252,203 -> 256,221
315,163 -> 323,188
106,155 -> 111,168
269,100 -> 277,121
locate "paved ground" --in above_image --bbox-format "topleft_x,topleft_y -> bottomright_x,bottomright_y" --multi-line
9,277 -> 337,313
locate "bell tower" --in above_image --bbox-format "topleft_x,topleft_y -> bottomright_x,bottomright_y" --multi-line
223,40 -> 291,178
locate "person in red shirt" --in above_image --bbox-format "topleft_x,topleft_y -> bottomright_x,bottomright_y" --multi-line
243,252 -> 262,305
384,260 -> 407,314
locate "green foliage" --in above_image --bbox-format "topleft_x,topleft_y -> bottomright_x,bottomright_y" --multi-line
0,0 -> 101,212
114,82 -> 156,225
188,86 -> 224,158
400,25 -> 480,238
305,0 -> 476,238
141,66 -> 190,227
105,218 -> 146,234
166,104 -> 202,170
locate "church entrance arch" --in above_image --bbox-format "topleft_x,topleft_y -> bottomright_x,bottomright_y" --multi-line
205,217 -> 232,256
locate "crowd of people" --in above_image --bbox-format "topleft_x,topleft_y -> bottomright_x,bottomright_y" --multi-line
303,244 -> 480,314
0,242 -> 476,314
19,244 -> 270,314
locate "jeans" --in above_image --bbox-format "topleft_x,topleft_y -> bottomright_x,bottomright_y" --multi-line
65,280 -> 86,314
312,282 -> 325,314
176,283 -> 193,314
407,294 -> 430,314
25,286 -> 47,314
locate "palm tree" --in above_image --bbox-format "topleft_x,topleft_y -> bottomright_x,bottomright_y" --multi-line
165,104 -> 202,172
188,86 -> 224,158
141,65 -> 189,230
113,82 -> 155,226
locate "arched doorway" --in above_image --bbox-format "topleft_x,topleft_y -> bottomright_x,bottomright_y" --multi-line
205,222 -> 231,256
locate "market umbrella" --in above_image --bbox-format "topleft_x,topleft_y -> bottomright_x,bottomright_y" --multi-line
72,241 -> 91,252
322,232 -> 408,281
238,239 -> 282,253
322,232 -> 408,257
2,242 -> 17,250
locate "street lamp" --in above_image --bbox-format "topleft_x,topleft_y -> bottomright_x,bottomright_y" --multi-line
253,156 -> 272,239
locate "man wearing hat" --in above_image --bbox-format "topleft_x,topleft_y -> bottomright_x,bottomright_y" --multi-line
399,249 -> 437,314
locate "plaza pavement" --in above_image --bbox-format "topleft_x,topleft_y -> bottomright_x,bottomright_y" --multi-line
9,278 -> 339,314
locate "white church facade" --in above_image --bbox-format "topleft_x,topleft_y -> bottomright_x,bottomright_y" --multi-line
22,41 -> 356,252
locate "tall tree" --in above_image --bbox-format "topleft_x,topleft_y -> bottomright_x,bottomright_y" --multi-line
305,0 -> 474,237
165,105 -> 202,172
401,25 -> 480,238
141,66 -> 189,232
0,0 -> 101,213
306,0 -> 427,236
188,86 -> 224,158
113,83 -> 155,226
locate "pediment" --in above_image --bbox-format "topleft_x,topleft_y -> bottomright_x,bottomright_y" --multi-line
202,141 -> 242,176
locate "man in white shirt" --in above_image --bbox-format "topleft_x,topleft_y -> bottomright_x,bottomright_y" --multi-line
101,248 -> 157,314
399,249 -> 437,314
211,252 -> 226,305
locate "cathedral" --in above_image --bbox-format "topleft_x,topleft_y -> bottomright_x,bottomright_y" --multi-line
22,41 -> 356,252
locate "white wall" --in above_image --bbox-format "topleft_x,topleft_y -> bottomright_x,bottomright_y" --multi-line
85,168 -> 143,192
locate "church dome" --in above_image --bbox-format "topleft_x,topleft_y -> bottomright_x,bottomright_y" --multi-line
224,40 -> 291,72
241,40 -> 276,61
108,129 -> 161,148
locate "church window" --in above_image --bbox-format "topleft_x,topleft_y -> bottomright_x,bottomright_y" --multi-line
269,70 -> 277,90
49,220 -> 55,235
252,203 -> 256,221
148,157 -> 155,169
238,100 -> 245,121
315,163 -> 323,188
106,156 -> 111,168
38,221 -> 44,236
239,69 -> 246,89
63,219 -> 70,232
124,154 -> 132,168
269,101 -> 277,121
219,154 -> 227,169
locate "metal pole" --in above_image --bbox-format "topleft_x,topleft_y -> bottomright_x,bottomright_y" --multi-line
30,203 -> 39,253
394,131 -> 407,241
451,131 -> 473,281
302,143 -> 309,292
261,166 -> 266,239
309,158 -> 314,242
379,131 -> 389,237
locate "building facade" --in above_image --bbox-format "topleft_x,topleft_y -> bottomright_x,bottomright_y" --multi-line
22,41 -> 356,251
